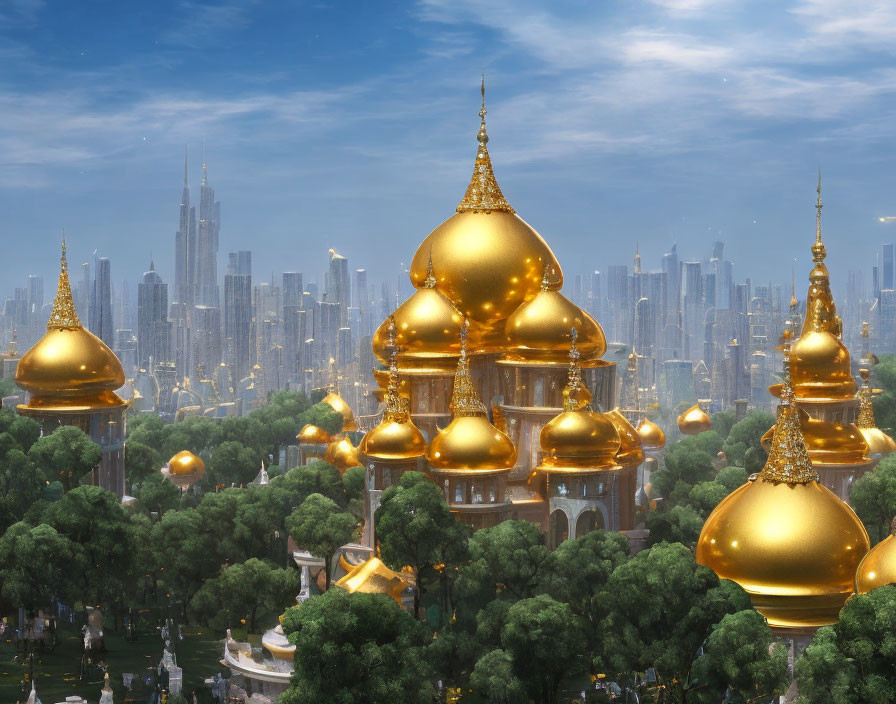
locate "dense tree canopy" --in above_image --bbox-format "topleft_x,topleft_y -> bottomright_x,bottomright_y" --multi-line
28,425 -> 102,492
286,493 -> 357,589
851,456 -> 896,544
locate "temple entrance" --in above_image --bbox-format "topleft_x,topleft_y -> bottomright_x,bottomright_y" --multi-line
575,509 -> 603,537
549,509 -> 569,548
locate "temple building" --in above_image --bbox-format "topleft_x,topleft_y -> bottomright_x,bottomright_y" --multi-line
16,241 -> 127,498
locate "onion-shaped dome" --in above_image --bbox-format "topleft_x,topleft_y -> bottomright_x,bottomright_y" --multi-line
540,411 -> 619,468
163,450 -> 206,490
325,436 -> 361,472
855,519 -> 896,594
297,424 -> 332,445
764,410 -> 868,466
856,367 -> 896,460
408,82 -> 561,326
503,272 -> 607,363
637,418 -> 666,449
786,330 -> 856,400
17,242 -> 125,409
371,261 -> 474,369
321,390 -> 357,432
426,322 -> 516,471
859,426 -> 896,460
677,403 -> 711,435
605,408 -> 644,468
697,353 -> 869,629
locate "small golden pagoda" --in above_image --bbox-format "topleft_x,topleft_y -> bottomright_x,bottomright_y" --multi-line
677,403 -> 711,435
855,323 -> 896,459
855,517 -> 896,594
637,418 -> 666,450
698,345 -> 869,631
16,240 -> 127,498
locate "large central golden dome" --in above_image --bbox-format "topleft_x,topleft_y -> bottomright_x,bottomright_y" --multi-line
408,84 -> 561,326
17,241 -> 125,409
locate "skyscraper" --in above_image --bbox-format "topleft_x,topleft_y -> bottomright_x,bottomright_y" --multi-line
197,162 -> 220,307
174,147 -> 197,306
224,251 -> 252,382
137,261 -> 170,370
327,249 -> 350,327
89,256 -> 114,348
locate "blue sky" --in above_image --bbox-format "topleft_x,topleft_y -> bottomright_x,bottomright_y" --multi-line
2,0 -> 896,296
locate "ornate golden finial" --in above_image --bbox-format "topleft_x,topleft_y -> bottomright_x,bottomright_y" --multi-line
48,237 -> 82,330
449,319 -> 487,417
812,169 -> 826,264
789,264 -> 798,310
456,76 -> 514,214
424,252 -> 437,289
383,316 -> 410,422
327,356 -> 337,393
561,327 -> 592,411
540,262 -> 552,291
760,344 -> 819,485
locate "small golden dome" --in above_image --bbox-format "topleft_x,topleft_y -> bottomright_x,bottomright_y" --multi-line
859,426 -> 896,460
637,418 -> 666,449
17,241 -> 125,409
325,436 -> 360,472
677,404 -> 712,435
321,391 -> 357,432
788,330 -> 856,400
168,450 -> 205,476
408,86 -> 561,326
360,420 -> 426,460
605,408 -> 644,468
855,521 -> 896,594
855,368 -> 896,460
297,424 -> 332,445
503,279 -> 606,363
760,411 -> 868,466
540,410 -> 619,468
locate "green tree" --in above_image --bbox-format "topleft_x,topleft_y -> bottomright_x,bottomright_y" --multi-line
709,410 -> 737,440
0,448 -> 44,531
472,595 -> 584,704
0,409 -> 39,452
795,585 -> 896,704
28,425 -> 102,492
277,460 -> 350,508
125,440 -> 161,487
687,480 -> 731,518
207,440 -> 261,487
376,471 -> 470,617
851,456 -> 896,544
0,522 -> 74,614
286,493 -> 357,590
601,542 -> 752,703
190,557 -> 299,632
652,436 -> 718,500
300,402 -> 345,437
646,504 -> 705,548
715,464 -> 748,491
281,589 -> 437,704
723,411 -> 774,467
0,377 -> 21,399
136,473 -> 182,515
126,412 -> 166,449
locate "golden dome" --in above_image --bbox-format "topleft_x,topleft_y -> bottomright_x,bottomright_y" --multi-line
426,321 -> 516,471
371,264 -> 471,369
362,317 -> 427,460
605,408 -> 644,468
855,521 -> 896,594
168,450 -> 205,476
408,84 -> 561,326
637,418 -> 666,449
322,391 -> 357,432
540,411 -> 619,468
325,436 -> 361,472
677,403 -> 711,435
859,427 -> 896,460
786,330 -> 856,400
17,241 -> 125,409
760,412 -> 868,466
297,424 -> 332,445
503,275 -> 607,363
697,354 -> 869,628
856,367 -> 896,460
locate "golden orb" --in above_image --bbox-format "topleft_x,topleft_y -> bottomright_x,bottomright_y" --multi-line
540,410 -> 620,468
371,287 -> 471,369
325,436 -> 361,472
17,327 -> 125,407
859,426 -> 896,460
697,478 -> 869,627
677,404 -> 712,435
787,330 -> 857,400
321,391 -> 357,432
855,524 -> 896,594
427,415 -> 516,471
360,418 -> 426,460
637,418 -> 666,449
168,450 -> 205,476
503,288 -> 606,363
297,424 -> 332,445
604,408 -> 644,468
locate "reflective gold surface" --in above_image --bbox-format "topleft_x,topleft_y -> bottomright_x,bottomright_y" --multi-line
427,415 -> 516,470
371,287 -> 469,368
321,391 -> 357,432
410,211 -> 561,325
789,331 -> 856,400
539,410 -> 619,468
637,418 -> 666,449
859,426 -> 896,460
334,556 -> 415,605
605,408 -> 644,468
325,436 -> 360,471
360,419 -> 426,460
677,403 -> 712,435
799,414 -> 868,466
697,479 -> 869,627
855,529 -> 896,594
168,450 -> 205,476
297,424 -> 332,445
503,288 -> 606,363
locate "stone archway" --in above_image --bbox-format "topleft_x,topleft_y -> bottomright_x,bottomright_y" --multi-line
575,509 -> 604,538
549,509 -> 570,548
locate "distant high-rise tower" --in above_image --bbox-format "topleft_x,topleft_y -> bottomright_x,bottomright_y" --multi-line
137,261 -> 170,370
224,251 -> 252,382
197,161 -> 220,307
89,256 -> 114,348
327,249 -> 350,327
174,147 -> 197,306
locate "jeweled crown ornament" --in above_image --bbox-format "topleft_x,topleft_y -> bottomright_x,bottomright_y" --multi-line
456,75 -> 514,214
383,315 -> 410,423
802,169 -> 842,337
561,327 -> 591,411
449,319 -> 487,417
48,238 -> 81,330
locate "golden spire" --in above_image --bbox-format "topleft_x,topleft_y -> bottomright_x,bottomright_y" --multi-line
383,316 -> 410,422
813,168 -> 825,264
456,75 -> 514,214
563,328 -> 583,411
327,356 -> 337,393
760,345 -> 819,485
48,237 -> 82,330
789,263 -> 798,310
801,169 -> 841,337
423,252 -> 437,289
449,319 -> 486,417
857,368 -> 875,429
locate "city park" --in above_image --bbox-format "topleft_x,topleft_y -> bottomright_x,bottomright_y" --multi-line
0,368 -> 894,703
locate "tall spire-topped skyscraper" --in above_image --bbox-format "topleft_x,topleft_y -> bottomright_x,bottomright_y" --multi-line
174,146 -> 197,306
197,159 -> 220,307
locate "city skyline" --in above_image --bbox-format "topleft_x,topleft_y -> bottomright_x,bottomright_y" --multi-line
3,1 -> 896,288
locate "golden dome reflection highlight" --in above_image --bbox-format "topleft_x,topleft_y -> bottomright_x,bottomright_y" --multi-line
855,519 -> 896,594
677,403 -> 711,435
